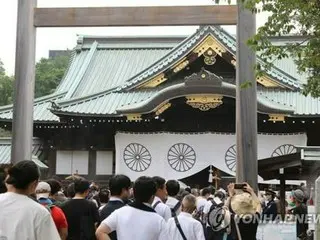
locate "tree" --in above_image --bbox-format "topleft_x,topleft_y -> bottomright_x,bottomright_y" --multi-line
35,54 -> 70,98
0,61 -> 14,106
217,0 -> 320,97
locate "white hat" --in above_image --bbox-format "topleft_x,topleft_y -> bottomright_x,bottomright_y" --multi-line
35,182 -> 51,200
231,191 -> 258,216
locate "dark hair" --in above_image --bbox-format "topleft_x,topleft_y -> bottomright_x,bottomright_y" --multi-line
109,175 -> 131,196
208,186 -> 215,195
201,187 -> 211,197
74,179 -> 90,194
66,183 -> 75,198
215,191 -> 225,200
166,180 -> 180,196
134,176 -> 156,203
6,160 -> 40,190
152,176 -> 166,190
0,168 -> 7,194
99,188 -> 110,203
46,179 -> 62,195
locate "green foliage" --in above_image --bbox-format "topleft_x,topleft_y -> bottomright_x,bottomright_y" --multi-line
0,54 -> 70,107
216,0 -> 320,97
0,61 -> 14,106
35,55 -> 70,98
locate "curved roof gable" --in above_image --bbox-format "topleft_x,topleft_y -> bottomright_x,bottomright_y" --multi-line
117,26 -> 301,91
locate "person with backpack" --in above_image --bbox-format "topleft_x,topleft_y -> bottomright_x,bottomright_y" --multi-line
203,190 -> 228,240
165,180 -> 181,217
167,194 -> 205,240
152,176 -> 171,221
36,181 -> 68,240
194,187 -> 212,223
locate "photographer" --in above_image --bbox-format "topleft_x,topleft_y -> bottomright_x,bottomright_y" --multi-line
224,183 -> 261,240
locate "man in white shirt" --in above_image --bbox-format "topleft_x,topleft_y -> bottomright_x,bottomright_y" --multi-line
0,160 -> 60,240
96,176 -> 168,240
196,187 -> 211,211
167,194 -> 205,240
152,176 -> 172,221
165,180 -> 181,217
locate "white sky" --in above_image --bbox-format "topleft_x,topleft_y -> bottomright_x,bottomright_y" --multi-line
0,0 -> 269,75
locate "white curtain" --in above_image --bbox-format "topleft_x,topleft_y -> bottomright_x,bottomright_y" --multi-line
115,132 -> 307,181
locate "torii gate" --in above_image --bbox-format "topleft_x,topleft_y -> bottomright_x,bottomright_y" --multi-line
12,1 -> 257,190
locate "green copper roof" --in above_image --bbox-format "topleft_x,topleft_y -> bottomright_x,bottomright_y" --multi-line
0,26 -> 317,122
118,26 -> 302,91
258,90 -> 320,116
0,138 -> 47,168
0,93 -> 65,122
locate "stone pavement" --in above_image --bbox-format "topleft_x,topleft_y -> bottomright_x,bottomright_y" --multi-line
256,223 -> 296,240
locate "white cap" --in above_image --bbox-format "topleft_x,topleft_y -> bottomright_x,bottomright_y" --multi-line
35,182 -> 51,200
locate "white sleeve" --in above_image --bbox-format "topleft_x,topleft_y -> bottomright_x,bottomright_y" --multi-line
203,201 -> 212,214
35,214 -> 60,240
195,221 -> 206,240
102,210 -> 118,232
164,205 -> 172,222
159,218 -> 169,240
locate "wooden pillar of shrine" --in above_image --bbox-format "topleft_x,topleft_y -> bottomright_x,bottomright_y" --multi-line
235,0 -> 258,191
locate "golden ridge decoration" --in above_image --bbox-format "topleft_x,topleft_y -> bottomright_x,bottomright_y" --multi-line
126,114 -> 142,121
172,58 -> 190,73
155,102 -> 171,116
186,95 -> 223,111
193,35 -> 226,57
257,75 -> 281,88
268,114 -> 286,122
139,73 -> 167,88
203,49 -> 217,65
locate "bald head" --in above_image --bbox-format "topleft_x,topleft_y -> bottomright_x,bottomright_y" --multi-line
181,194 -> 197,214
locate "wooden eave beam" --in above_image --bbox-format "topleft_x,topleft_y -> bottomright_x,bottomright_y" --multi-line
34,5 -> 237,27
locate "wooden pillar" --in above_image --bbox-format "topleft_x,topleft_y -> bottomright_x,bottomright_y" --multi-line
47,149 -> 57,177
11,0 -> 37,164
88,150 -> 97,180
235,0 -> 258,191
279,168 -> 286,220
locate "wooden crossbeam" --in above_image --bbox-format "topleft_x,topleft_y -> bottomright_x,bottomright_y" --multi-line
34,5 -> 237,27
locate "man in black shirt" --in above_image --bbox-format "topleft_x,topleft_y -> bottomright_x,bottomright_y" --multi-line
291,189 -> 308,240
226,183 -> 262,240
61,179 -> 100,240
99,175 -> 131,240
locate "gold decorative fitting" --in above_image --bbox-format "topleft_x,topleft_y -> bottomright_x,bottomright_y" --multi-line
268,114 -> 286,122
172,58 -> 189,73
155,102 -> 171,115
257,76 -> 281,88
126,114 -> 142,121
186,95 -> 223,111
139,73 -> 167,88
193,35 -> 226,57
231,57 -> 236,66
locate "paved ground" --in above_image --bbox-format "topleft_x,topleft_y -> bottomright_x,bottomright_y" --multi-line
256,223 -> 296,240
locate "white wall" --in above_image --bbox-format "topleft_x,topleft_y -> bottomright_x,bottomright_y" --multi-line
96,151 -> 113,175
56,150 -> 89,175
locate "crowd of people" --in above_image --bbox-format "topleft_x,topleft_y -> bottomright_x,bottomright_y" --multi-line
0,160 -> 310,240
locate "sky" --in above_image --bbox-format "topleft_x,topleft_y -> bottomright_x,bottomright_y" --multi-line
0,0 -> 269,75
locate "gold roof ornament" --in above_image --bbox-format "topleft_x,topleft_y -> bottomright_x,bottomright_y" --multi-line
203,48 -> 218,65
155,102 -> 171,116
186,94 -> 223,111
268,114 -> 286,122
126,114 -> 142,121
